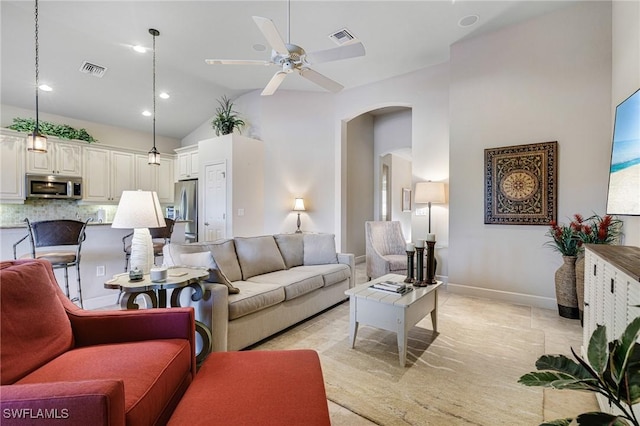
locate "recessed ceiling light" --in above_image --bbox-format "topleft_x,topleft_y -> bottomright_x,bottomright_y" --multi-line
253,43 -> 266,52
133,45 -> 147,53
142,110 -> 152,117
159,92 -> 170,99
458,15 -> 479,28
38,84 -> 52,92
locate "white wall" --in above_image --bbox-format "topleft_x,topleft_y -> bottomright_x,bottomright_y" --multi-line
345,113 -> 374,258
612,0 -> 640,246
448,1 -> 612,308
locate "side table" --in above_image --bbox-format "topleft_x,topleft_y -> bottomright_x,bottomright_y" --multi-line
105,267 -> 212,364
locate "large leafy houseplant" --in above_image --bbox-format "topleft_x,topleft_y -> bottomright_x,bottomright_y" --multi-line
519,317 -> 640,426
7,117 -> 97,143
211,96 -> 245,136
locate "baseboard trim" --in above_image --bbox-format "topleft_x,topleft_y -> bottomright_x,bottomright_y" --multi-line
355,255 -> 365,264
446,282 -> 557,310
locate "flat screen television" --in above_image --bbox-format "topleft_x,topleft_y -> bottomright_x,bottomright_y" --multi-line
606,88 -> 640,216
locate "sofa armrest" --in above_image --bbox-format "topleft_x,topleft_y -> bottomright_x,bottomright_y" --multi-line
337,253 -> 356,288
365,243 -> 390,280
0,380 -> 125,426
198,283 -> 229,352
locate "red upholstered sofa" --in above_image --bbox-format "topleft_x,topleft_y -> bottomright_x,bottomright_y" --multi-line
0,259 -> 196,426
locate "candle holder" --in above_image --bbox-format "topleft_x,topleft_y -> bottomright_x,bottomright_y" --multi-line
425,240 -> 437,285
404,250 -> 415,283
415,246 -> 426,286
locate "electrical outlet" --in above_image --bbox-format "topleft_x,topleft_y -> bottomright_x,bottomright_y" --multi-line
96,265 -> 105,277
416,207 -> 428,216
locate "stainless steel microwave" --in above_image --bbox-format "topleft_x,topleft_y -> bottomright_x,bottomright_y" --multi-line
26,174 -> 83,200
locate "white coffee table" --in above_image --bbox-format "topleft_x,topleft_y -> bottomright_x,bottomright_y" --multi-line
345,273 -> 442,367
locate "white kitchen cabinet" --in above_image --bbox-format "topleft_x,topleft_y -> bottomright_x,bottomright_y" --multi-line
135,154 -> 175,203
0,132 -> 25,203
583,245 -> 640,414
175,146 -> 198,180
27,140 -> 82,177
83,147 -> 135,203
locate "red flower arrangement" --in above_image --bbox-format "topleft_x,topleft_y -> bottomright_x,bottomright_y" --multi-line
545,213 -> 622,256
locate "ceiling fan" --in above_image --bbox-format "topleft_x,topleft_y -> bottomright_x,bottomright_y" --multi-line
205,11 -> 365,96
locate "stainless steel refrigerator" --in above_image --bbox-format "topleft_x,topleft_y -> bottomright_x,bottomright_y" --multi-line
174,179 -> 198,242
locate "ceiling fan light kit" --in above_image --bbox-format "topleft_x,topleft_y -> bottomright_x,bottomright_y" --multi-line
205,9 -> 365,96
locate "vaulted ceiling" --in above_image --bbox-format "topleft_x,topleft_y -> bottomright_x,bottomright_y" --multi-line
1,1 -> 579,139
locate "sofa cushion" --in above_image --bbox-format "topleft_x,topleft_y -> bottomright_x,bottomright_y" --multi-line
179,252 -> 240,294
294,263 -> 351,287
248,270 -> 324,300
234,236 -> 286,280
0,260 -> 74,384
16,339 -> 192,426
274,234 -> 304,269
303,234 -> 338,265
227,282 -> 285,320
164,241 -> 243,283
385,254 -> 408,272
207,240 -> 243,282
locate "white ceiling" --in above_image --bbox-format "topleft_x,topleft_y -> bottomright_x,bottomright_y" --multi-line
1,1 -> 579,140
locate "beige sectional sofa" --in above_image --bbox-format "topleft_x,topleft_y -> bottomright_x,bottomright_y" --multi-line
163,233 -> 354,352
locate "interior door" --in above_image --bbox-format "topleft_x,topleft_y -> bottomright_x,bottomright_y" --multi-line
203,162 -> 226,241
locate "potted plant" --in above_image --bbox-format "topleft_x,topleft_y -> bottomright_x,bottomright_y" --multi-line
545,220 -> 582,318
519,316 -> 640,425
211,96 -> 245,136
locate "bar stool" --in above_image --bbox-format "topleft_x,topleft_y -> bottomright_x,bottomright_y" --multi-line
13,218 -> 90,307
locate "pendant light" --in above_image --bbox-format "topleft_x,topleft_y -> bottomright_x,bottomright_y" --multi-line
27,0 -> 47,153
147,28 -> 161,165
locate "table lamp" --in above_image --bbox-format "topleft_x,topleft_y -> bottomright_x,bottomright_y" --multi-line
414,181 -> 445,233
293,198 -> 305,233
112,190 -> 165,274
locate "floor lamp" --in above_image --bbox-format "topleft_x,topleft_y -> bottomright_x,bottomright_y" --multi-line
112,190 -> 165,274
414,181 -> 445,233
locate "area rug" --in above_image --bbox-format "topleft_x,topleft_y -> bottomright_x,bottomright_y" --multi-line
252,293 -> 546,425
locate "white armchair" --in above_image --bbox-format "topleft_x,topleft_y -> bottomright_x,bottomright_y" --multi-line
365,221 -> 408,280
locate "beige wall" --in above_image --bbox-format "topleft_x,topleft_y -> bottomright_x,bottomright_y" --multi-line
448,1 -> 612,307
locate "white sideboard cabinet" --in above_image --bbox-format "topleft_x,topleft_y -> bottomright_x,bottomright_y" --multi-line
583,244 -> 640,414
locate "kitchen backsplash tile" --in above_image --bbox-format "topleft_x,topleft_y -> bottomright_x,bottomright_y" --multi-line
0,200 -> 118,226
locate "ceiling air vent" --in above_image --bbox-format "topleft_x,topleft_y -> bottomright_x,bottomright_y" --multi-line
79,61 -> 107,78
328,28 -> 357,46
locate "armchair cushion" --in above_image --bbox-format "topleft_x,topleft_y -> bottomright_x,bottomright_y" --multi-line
0,260 -> 73,384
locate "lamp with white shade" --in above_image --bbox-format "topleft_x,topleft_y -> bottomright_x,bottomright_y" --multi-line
293,198 -> 305,233
414,181 -> 445,233
112,190 -> 165,274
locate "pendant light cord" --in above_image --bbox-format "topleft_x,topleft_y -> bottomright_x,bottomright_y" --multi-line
34,0 -> 40,134
152,30 -> 156,152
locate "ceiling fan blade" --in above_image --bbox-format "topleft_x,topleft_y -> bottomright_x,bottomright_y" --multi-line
297,68 -> 344,93
305,42 -> 365,65
261,71 -> 288,96
252,16 -> 289,55
205,59 -> 272,66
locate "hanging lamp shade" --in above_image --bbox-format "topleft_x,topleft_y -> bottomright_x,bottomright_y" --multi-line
148,28 -> 161,165
28,0 -> 47,153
